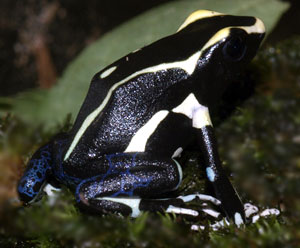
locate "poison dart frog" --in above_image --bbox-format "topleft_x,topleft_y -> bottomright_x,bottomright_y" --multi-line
18,10 -> 265,225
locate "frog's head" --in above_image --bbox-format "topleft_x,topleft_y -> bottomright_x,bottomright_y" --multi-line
176,10 -> 265,104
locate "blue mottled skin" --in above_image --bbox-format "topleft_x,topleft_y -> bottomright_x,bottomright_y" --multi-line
18,145 -> 52,202
76,153 -> 152,202
18,141 -> 152,205
52,139 -> 82,188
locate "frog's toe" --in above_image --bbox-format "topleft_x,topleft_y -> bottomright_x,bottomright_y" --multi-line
251,207 -> 280,223
244,202 -> 259,218
165,206 -> 199,216
201,208 -> 222,218
177,193 -> 221,205
243,202 -> 280,223
161,194 -> 222,218
166,206 -> 221,219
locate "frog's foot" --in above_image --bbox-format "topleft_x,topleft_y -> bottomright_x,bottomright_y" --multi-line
191,202 -> 281,231
244,203 -> 280,224
165,193 -> 222,218
138,193 -> 222,219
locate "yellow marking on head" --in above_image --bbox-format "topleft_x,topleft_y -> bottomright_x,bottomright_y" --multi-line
196,18 -> 265,54
201,28 -> 230,52
178,10 -> 224,31
239,17 -> 265,34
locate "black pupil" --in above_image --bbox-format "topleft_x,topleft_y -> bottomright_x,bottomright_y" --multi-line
223,37 -> 246,60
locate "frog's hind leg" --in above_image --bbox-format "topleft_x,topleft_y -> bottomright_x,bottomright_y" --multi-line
75,153 -> 182,216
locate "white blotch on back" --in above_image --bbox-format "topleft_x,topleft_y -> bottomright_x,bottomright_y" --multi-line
172,93 -> 212,129
100,66 -> 117,79
125,110 -> 169,152
101,197 -> 141,218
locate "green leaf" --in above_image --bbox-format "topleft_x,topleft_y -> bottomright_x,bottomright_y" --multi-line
0,0 -> 289,130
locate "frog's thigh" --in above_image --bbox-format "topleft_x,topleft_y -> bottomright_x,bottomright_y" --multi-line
76,153 -> 181,215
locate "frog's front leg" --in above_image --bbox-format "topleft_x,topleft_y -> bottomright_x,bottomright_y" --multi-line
193,105 -> 245,225
174,93 -> 245,225
76,153 -> 181,216
197,125 -> 245,223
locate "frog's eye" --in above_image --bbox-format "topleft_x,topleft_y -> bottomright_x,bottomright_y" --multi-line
222,36 -> 246,61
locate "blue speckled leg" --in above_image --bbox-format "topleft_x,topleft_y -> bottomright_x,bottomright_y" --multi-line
18,143 -> 53,203
76,153 -> 181,215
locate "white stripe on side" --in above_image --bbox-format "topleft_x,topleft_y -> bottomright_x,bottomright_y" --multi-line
125,110 -> 169,152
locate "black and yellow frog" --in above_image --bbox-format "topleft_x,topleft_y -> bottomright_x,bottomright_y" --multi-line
18,10 -> 265,225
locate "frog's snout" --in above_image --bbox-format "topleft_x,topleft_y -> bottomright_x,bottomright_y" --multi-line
253,17 -> 265,35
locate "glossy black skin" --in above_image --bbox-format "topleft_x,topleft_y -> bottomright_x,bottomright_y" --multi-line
18,14 -> 264,221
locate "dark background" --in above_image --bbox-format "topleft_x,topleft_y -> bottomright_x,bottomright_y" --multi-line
0,0 -> 299,96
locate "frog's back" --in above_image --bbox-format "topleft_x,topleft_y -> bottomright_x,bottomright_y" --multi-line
63,10 -> 265,162
64,32 -> 200,161
66,66 -> 188,161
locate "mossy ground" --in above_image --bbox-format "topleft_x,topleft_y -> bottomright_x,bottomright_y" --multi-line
0,37 -> 300,247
